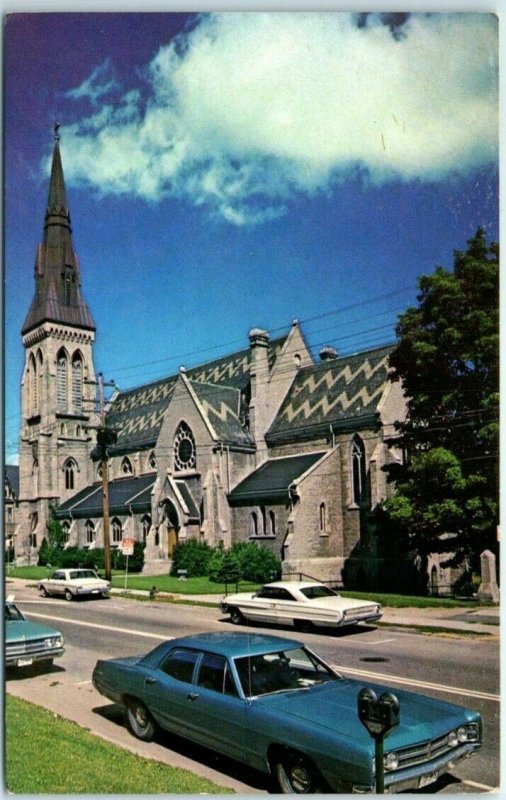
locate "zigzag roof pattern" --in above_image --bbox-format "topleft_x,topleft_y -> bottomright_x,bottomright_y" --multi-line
105,334 -> 287,452
267,344 -> 395,439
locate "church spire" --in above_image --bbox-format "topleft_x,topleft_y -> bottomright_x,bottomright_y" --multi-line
21,124 -> 95,335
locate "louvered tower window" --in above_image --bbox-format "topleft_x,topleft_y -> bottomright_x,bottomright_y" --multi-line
57,351 -> 68,412
72,354 -> 83,413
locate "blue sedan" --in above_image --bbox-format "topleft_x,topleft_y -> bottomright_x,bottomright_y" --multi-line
92,632 -> 481,793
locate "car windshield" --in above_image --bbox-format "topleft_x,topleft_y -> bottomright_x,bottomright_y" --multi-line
234,646 -> 340,697
69,570 -> 98,580
300,585 -> 339,599
5,604 -> 24,622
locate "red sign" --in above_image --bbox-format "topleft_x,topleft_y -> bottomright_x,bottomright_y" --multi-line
121,537 -> 135,556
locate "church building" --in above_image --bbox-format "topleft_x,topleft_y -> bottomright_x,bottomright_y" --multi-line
15,128 -> 407,586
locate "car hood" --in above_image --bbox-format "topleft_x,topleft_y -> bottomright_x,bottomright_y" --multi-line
6,620 -> 61,641
260,678 -> 476,747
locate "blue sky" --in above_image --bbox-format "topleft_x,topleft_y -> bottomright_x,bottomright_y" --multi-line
4,10 -> 499,465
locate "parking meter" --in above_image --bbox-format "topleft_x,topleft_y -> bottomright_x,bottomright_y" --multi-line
358,688 -> 400,793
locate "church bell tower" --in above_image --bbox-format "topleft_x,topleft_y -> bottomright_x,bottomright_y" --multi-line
17,124 -> 99,563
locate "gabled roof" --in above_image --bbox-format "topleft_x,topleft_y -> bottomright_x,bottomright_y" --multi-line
189,381 -> 254,447
105,334 -> 288,453
56,474 -> 155,519
267,344 -> 395,443
228,451 -> 326,506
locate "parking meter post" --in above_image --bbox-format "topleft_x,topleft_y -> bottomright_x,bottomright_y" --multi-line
357,688 -> 400,794
375,737 -> 385,794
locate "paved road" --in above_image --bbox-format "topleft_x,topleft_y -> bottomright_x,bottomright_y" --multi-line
6,584 -> 500,794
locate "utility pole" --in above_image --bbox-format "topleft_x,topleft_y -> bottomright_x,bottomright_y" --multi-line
86,373 -> 117,582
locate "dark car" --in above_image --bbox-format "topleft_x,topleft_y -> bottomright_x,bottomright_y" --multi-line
92,631 -> 481,793
5,597 -> 64,670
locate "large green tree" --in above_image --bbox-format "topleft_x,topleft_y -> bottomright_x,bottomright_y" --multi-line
384,228 -> 499,569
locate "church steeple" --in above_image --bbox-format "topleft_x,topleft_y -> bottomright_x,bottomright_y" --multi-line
21,124 -> 95,335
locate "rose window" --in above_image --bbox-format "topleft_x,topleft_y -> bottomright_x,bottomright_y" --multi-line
173,423 -> 196,471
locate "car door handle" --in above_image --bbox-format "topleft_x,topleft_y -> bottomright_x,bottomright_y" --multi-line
145,677 -> 157,685
187,692 -> 199,701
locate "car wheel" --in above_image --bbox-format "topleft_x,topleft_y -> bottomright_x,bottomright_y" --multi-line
126,699 -> 155,741
274,752 -> 322,794
64,589 -> 74,601
229,607 -> 245,625
39,586 -> 48,597
294,619 -> 314,633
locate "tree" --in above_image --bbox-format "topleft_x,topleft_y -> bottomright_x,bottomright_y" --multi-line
384,229 -> 499,569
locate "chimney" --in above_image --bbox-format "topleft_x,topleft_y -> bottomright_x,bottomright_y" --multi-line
248,328 -> 270,449
320,345 -> 339,361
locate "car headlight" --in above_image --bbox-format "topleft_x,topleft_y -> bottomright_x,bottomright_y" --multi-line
447,730 -> 459,747
45,636 -> 63,649
384,752 -> 399,771
462,723 -> 480,742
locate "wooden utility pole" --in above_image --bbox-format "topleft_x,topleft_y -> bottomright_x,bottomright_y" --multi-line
94,373 -> 117,582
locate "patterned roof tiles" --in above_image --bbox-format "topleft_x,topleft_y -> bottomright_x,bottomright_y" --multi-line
106,335 -> 287,451
268,344 -> 395,439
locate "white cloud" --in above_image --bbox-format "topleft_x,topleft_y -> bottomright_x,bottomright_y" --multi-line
58,12 -> 498,224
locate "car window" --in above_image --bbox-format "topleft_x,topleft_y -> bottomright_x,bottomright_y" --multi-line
276,588 -> 296,600
5,604 -> 24,622
256,587 -> 275,599
235,646 -> 340,696
51,572 -> 64,580
196,653 -> 238,696
300,585 -> 339,599
159,648 -> 199,684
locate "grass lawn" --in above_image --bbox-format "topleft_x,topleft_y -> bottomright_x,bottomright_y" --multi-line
5,694 -> 233,794
6,565 -> 478,607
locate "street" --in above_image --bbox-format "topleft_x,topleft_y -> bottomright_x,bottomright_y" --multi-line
6,583 -> 500,794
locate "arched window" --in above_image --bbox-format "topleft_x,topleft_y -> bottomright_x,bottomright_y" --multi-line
121,457 -> 133,475
37,350 -> 44,411
28,354 -> 37,415
200,497 -> 205,526
60,423 -> 67,436
250,511 -> 258,537
62,520 -> 71,545
64,459 -> 77,490
148,451 -> 157,470
142,514 -> 151,544
319,502 -> 327,533
32,458 -> 39,495
173,422 -> 196,471
72,353 -> 83,413
85,520 -> 95,545
351,435 -> 366,505
57,350 -> 68,412
269,510 -> 276,536
111,517 -> 123,544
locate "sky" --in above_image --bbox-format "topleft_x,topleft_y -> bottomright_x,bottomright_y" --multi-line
3,8 -> 499,465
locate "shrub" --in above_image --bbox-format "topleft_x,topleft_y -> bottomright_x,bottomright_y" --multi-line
208,546 -> 242,588
231,542 -> 281,583
170,540 -> 213,577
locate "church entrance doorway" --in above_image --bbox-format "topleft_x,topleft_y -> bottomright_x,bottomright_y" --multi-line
162,499 -> 180,558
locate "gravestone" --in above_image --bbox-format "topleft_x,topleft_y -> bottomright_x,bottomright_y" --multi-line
477,549 -> 500,604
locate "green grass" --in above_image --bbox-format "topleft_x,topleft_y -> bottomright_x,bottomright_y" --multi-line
5,694 -> 233,794
6,565 -> 480,607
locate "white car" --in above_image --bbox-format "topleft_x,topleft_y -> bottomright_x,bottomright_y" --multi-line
221,580 -> 382,630
38,568 -> 110,601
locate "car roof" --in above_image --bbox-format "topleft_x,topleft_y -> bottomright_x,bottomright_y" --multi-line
265,581 -> 324,590
166,632 -> 303,658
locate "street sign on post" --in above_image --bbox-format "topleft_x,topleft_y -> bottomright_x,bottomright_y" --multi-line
121,538 -> 135,588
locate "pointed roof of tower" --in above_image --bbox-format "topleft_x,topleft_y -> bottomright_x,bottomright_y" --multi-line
21,123 -> 96,335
